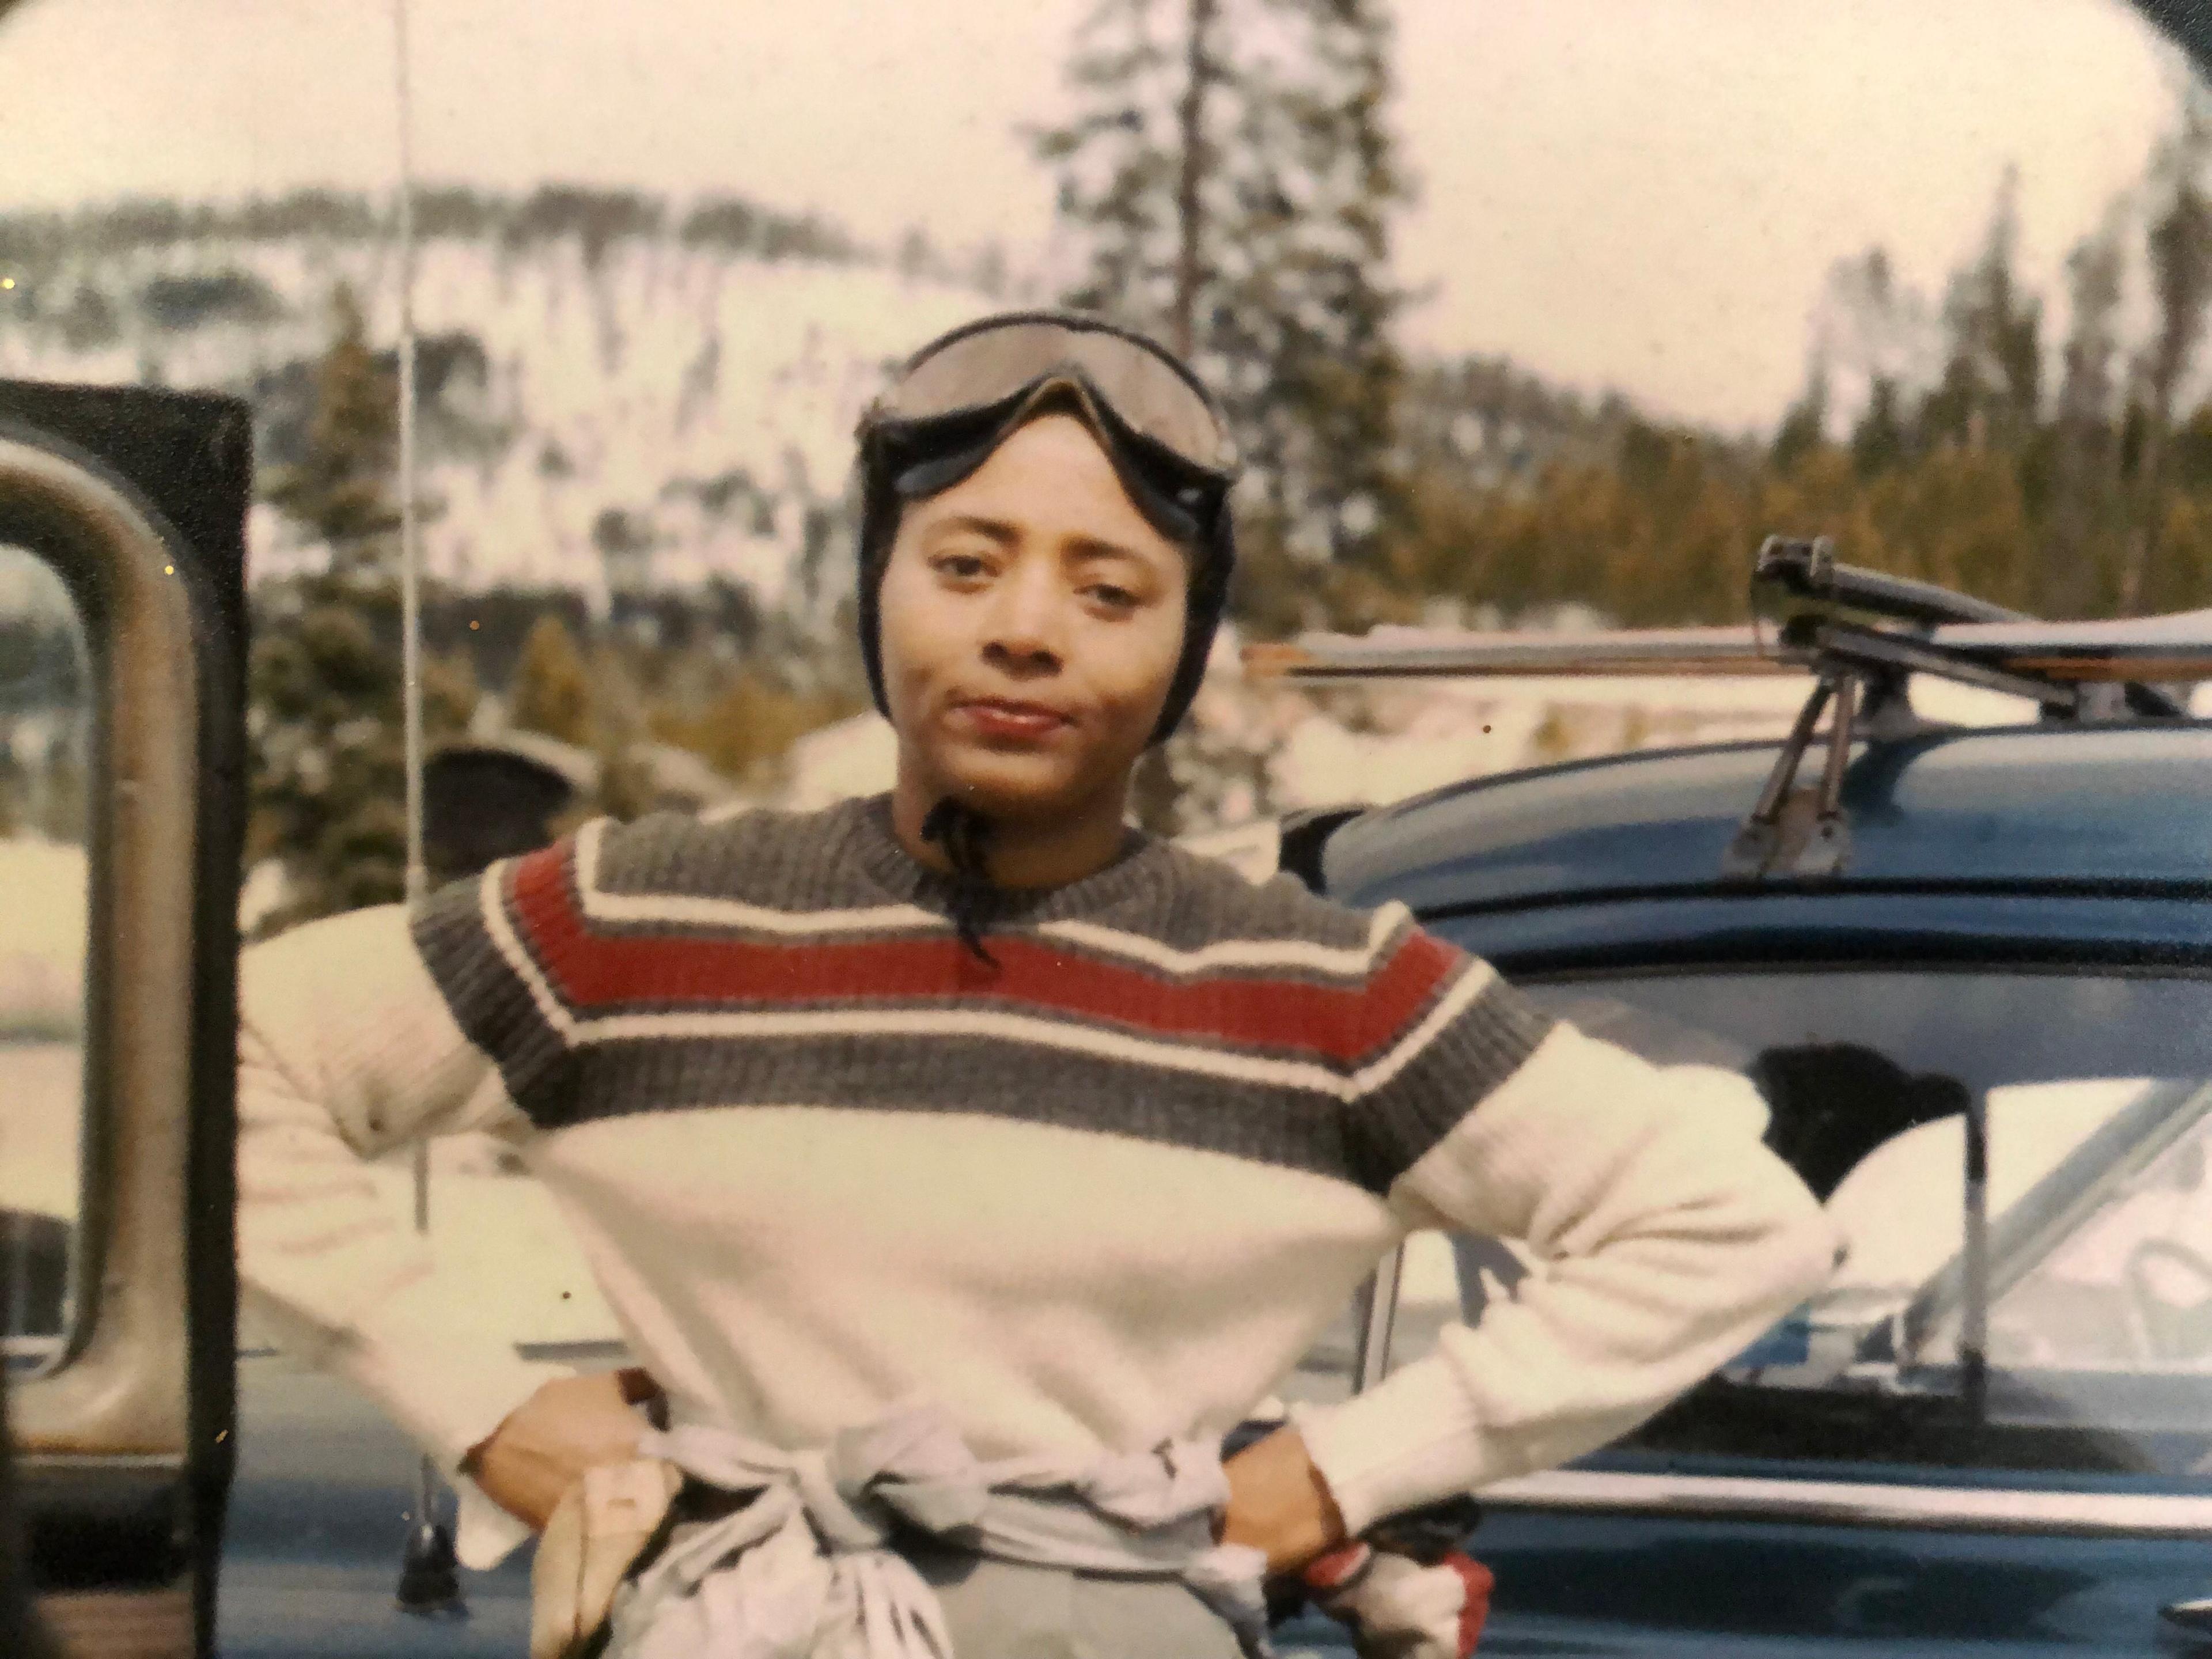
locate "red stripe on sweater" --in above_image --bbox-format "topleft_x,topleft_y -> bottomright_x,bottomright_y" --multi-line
502,842 -> 1463,1067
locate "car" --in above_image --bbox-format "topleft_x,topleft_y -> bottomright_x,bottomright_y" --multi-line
1,380 -> 246,1656
1282,555 -> 2212,1656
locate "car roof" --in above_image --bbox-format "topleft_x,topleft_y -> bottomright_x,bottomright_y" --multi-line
1321,719 -> 2212,914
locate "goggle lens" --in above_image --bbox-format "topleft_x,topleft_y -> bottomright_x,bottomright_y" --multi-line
874,319 -> 1233,477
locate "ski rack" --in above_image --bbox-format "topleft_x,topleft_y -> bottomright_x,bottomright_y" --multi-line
1724,538 -> 2044,881
1244,536 -> 2206,882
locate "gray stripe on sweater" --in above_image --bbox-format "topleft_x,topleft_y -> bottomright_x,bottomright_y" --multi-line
1345,978 -> 1556,1192
411,868 -> 569,1107
503,971 -> 1548,1194
544,1032 -> 1357,1182
589,800 -> 1382,955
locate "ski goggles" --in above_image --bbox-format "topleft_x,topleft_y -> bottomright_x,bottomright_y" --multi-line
863,312 -> 1238,483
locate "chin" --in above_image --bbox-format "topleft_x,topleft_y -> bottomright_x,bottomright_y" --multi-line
935,745 -> 1109,825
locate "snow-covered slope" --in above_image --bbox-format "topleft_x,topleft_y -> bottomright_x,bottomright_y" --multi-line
0,196 -> 2055,843
0,203 -> 1002,616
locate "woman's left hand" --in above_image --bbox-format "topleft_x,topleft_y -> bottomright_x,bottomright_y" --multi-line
461,1368 -> 664,1532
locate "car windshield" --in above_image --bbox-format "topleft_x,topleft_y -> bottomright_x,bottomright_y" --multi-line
1401,956 -> 2212,1478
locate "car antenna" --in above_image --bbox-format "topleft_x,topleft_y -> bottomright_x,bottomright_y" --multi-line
388,0 -> 465,1621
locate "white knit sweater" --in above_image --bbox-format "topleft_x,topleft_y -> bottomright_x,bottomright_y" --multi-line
234,801 -> 1838,1567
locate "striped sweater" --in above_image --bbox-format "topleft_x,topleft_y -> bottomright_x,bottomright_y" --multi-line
234,793 -> 1834,1569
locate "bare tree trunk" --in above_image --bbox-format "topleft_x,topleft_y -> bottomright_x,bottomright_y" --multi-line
2118,522 -> 2150,617
2120,429 -> 2163,618
1171,0 -> 1217,359
2127,108 -> 2212,613
2126,346 -> 2183,616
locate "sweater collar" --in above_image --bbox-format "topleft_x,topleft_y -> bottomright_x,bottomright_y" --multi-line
842,791 -> 1171,926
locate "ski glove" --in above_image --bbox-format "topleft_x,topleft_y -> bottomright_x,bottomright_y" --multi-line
1301,1540 -> 1493,1659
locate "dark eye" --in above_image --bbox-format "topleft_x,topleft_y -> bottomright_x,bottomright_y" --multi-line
933,552 -> 991,582
1087,583 -> 1139,612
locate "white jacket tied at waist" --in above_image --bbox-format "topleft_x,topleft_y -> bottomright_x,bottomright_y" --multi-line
598,1399 -> 1274,1659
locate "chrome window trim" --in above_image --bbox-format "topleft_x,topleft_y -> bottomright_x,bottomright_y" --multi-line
1,433 -> 199,1461
1482,1467 -> 2212,1537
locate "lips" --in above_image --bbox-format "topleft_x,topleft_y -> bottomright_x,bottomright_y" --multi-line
955,696 -> 1073,740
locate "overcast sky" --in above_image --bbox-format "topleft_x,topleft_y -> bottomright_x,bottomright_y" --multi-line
0,0 -> 2195,429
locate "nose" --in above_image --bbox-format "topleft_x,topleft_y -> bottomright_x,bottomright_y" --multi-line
980,555 -> 1065,676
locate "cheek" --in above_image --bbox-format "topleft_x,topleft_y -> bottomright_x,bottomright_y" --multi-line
876,562 -> 946,695
1095,605 -> 1188,729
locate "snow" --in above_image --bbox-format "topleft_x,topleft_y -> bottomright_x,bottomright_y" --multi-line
236,858 -> 290,937
0,207 -> 2092,847
0,226 -> 1001,618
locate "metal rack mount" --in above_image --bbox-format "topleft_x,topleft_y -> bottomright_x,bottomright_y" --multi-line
1243,536 -> 2210,882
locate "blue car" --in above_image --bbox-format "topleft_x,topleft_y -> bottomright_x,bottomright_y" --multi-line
1291,641 -> 2212,1654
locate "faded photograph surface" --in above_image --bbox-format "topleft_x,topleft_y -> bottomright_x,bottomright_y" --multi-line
7,3 -> 2212,1657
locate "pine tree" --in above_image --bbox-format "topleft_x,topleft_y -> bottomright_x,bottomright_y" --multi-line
246,284 -> 475,935
1919,171 -> 2044,456
2123,96 -> 2212,612
1770,356 -> 1830,474
1038,0 -> 1192,338
1851,379 -> 1910,480
2044,218 -> 2127,614
264,284 -> 402,567
1035,0 -> 1410,568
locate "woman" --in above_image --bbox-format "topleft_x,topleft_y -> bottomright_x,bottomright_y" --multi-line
235,312 -> 1835,1657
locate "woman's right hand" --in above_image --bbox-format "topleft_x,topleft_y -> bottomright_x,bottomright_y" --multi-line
1218,1425 -> 1348,1577
460,1368 -> 663,1531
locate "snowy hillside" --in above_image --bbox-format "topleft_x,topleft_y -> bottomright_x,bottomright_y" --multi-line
0,192 -> 2074,843
0,194 -> 1010,615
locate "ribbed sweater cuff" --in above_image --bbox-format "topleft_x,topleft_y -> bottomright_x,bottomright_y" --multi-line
1293,1355 -> 1493,1536
329,1288 -> 571,1568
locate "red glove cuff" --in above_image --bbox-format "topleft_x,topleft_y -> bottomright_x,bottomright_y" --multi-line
1300,1541 -> 1374,1595
1446,1551 -> 1495,1654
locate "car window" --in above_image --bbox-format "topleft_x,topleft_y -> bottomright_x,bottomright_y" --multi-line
1390,955 -> 2212,1480
0,545 -> 89,1376
1984,1086 -> 2212,1370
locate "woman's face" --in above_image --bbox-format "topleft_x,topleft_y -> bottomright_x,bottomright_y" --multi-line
877,412 -> 1191,827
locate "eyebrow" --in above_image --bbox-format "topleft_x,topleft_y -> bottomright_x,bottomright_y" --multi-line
926,515 -> 1157,568
926,514 -> 1020,547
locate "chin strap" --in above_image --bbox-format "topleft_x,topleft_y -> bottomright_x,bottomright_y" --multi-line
919,798 -> 1000,968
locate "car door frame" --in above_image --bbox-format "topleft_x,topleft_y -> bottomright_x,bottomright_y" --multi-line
0,383 -> 249,1658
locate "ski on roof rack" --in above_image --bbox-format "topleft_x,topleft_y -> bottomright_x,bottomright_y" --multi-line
1244,536 -> 2212,882
1247,537 -> 2212,696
